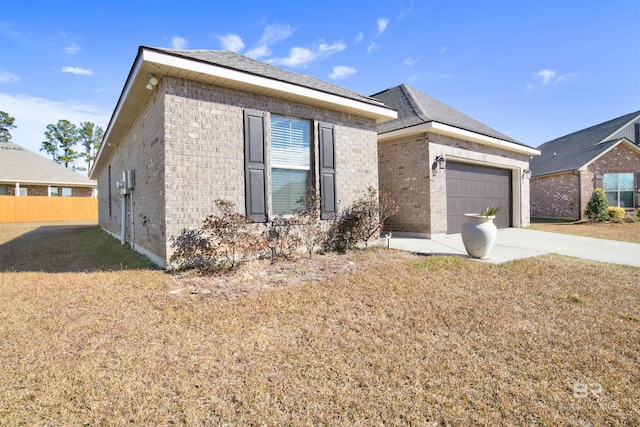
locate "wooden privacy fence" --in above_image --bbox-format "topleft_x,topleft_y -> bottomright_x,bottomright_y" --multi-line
0,196 -> 98,223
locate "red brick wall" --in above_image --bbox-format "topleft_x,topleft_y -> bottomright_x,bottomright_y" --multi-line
532,142 -> 640,219
531,172 -> 580,219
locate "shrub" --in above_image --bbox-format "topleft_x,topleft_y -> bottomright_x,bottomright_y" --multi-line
269,216 -> 302,259
292,185 -> 326,259
169,199 -> 267,270
331,187 -> 399,250
637,207 -> 640,218
606,206 -> 625,221
584,188 -> 609,222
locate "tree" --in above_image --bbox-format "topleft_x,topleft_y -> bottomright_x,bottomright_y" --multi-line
41,120 -> 79,168
584,188 -> 609,222
78,121 -> 104,171
0,111 -> 17,142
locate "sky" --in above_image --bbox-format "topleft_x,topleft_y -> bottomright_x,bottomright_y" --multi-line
1,0 -> 639,171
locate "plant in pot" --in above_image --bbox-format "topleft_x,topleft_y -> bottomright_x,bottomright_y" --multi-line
461,206 -> 502,258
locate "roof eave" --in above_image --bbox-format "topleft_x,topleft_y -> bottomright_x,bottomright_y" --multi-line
378,121 -> 540,156
90,47 -> 397,178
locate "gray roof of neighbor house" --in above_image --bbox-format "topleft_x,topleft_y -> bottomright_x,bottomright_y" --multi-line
530,110 -> 640,177
0,141 -> 95,187
371,84 -> 521,144
150,47 -> 386,108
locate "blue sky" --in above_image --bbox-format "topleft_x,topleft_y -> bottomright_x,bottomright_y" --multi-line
1,0 -> 639,168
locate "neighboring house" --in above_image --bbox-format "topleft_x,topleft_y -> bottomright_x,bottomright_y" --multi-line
0,141 -> 96,197
89,46 -> 397,267
372,84 -> 540,236
530,111 -> 640,219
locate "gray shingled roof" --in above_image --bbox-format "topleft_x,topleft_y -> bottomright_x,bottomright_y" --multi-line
148,47 -> 385,108
530,111 -> 640,176
0,142 -> 95,186
371,84 -> 521,144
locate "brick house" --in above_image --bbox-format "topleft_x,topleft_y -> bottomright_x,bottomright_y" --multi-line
0,141 -> 96,197
372,84 -> 540,236
89,46 -> 397,267
530,111 -> 640,219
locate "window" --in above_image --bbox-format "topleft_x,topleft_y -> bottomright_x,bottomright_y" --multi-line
0,185 -> 7,196
50,187 -> 59,196
604,173 -> 634,208
270,115 -> 311,216
18,188 -> 27,196
62,187 -> 73,197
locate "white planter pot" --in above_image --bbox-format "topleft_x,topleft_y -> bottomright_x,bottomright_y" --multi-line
461,214 -> 497,258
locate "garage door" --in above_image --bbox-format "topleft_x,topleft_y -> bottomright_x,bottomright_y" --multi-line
446,162 -> 512,233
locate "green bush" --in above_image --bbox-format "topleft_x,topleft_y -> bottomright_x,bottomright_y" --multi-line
584,188 -> 609,222
606,206 -> 625,221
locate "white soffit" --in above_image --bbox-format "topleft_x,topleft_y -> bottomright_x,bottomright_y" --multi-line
142,50 -> 397,122
378,121 -> 541,156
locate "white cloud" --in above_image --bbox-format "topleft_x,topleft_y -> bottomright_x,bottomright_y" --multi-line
0,71 -> 20,84
536,69 -> 557,86
0,92 -> 110,159
259,24 -> 294,46
533,69 -> 575,88
403,55 -> 421,66
318,41 -> 346,54
367,42 -> 377,53
271,47 -> 316,67
329,65 -> 357,80
246,24 -> 294,59
354,32 -> 364,44
246,45 -> 270,59
439,46 -> 447,55
171,36 -> 187,49
61,66 -> 92,75
377,18 -> 389,35
218,33 -> 245,52
65,42 -> 81,55
270,41 -> 345,68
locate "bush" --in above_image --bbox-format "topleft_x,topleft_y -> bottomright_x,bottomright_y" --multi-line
606,206 -> 625,221
330,187 -> 399,250
292,185 -> 326,259
584,188 -> 609,222
169,199 -> 267,270
637,208 -> 640,218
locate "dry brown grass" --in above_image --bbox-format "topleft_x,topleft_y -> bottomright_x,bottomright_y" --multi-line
529,219 -> 640,243
0,221 -> 638,426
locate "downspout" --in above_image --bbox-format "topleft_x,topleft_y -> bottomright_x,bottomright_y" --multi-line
121,194 -> 126,244
576,169 -> 582,220
130,189 -> 135,251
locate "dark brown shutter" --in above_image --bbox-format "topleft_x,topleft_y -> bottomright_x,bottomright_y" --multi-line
595,174 -> 603,190
244,109 -> 268,223
318,122 -> 337,219
635,123 -> 640,144
636,172 -> 640,207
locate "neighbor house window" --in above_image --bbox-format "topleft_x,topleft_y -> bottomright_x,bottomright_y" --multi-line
18,188 -> 27,196
62,187 -> 73,197
50,187 -> 59,196
0,185 -> 7,196
270,115 -> 311,216
604,173 -> 634,208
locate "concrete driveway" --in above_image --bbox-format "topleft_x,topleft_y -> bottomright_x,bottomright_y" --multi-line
389,228 -> 640,267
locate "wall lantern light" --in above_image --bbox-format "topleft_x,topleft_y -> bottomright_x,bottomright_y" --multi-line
522,169 -> 532,179
432,154 -> 446,176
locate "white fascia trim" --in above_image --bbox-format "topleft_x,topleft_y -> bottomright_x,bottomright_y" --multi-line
143,50 -> 397,121
379,121 -> 541,156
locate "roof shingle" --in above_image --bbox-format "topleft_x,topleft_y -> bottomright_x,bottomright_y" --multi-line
530,111 -> 640,176
0,142 -> 95,186
371,84 -> 521,144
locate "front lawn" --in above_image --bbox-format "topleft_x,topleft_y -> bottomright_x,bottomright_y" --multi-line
529,219 -> 640,243
0,223 -> 638,425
